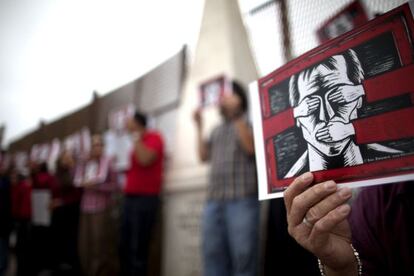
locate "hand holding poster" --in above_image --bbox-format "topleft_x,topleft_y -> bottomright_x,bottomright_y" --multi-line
251,3 -> 414,199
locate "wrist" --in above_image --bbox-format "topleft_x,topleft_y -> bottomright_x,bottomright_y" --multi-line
323,261 -> 358,276
355,84 -> 365,97
318,244 -> 361,276
346,123 -> 356,136
293,106 -> 302,118
293,106 -> 297,118
132,132 -> 142,142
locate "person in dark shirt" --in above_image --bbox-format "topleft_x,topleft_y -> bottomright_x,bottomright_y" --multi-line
0,168 -> 11,276
31,162 -> 56,274
349,182 -> 414,275
284,172 -> 414,276
50,150 -> 82,275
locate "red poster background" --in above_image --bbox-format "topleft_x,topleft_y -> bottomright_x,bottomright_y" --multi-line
258,4 -> 414,194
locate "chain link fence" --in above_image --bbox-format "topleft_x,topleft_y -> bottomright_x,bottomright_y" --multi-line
242,0 -> 410,77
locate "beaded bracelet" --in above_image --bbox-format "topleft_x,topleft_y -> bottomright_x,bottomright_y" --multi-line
317,244 -> 362,276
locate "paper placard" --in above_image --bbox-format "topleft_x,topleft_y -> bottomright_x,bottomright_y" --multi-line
252,3 -> 414,200
32,190 -> 51,226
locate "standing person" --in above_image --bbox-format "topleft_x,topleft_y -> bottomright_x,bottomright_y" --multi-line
31,162 -> 57,274
10,169 -> 32,276
50,150 -> 82,275
0,167 -> 11,276
121,111 -> 164,276
193,80 -> 260,276
77,135 -> 118,276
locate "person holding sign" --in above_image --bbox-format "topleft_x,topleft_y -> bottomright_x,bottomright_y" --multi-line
50,150 -> 82,274
76,135 -> 118,276
284,172 -> 414,275
120,111 -> 164,276
194,80 -> 259,276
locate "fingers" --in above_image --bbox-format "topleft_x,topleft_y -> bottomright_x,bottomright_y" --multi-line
306,98 -> 320,109
193,109 -> 201,117
308,204 -> 351,248
284,172 -> 314,212
316,128 -> 332,142
305,187 -> 352,225
289,180 -> 338,226
193,109 -> 202,124
328,91 -> 345,103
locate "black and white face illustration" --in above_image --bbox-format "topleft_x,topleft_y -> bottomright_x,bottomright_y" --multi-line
271,32 -> 410,180
289,49 -> 365,157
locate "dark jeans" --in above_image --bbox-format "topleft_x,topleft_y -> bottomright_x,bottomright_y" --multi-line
120,195 -> 159,276
31,225 -> 53,274
15,220 -> 32,276
0,236 -> 8,276
51,203 -> 81,275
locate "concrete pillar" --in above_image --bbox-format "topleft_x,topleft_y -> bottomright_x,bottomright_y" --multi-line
161,0 -> 258,275
166,0 -> 258,191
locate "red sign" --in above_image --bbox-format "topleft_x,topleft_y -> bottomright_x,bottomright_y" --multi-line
317,1 -> 369,43
199,75 -> 231,108
253,3 -> 414,199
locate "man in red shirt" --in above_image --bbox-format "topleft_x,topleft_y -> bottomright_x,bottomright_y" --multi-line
120,111 -> 164,276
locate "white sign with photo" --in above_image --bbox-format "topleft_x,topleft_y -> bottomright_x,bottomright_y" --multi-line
31,190 -> 51,226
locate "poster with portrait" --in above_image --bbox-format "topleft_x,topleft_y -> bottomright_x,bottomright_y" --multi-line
317,0 -> 369,43
108,104 -> 135,132
38,144 -> 50,162
251,3 -> 414,200
63,128 -> 91,159
47,138 -> 61,173
14,151 -> 28,173
199,75 -> 231,107
105,104 -> 135,172
73,157 -> 109,187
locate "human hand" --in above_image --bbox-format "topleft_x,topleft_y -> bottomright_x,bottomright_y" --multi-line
82,181 -> 96,189
328,85 -> 364,104
293,97 -> 320,118
284,172 -> 357,275
49,199 -> 63,211
193,109 -> 203,129
131,131 -> 142,143
316,122 -> 355,143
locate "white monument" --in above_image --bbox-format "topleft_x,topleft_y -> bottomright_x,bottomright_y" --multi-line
162,0 -> 258,275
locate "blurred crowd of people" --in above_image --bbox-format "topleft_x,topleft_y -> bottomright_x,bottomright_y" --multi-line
0,80 -> 264,276
0,111 -> 164,276
1,78 -> 413,276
